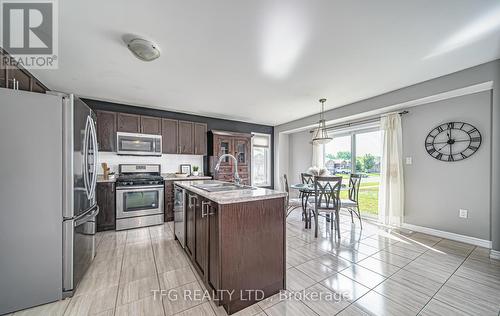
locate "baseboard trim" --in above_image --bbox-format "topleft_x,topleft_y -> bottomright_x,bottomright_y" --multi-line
490,250 -> 500,260
401,223 -> 492,248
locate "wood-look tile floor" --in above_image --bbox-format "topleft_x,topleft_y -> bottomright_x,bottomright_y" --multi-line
8,210 -> 500,316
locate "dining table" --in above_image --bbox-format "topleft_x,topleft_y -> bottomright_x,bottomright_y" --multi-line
290,183 -> 350,229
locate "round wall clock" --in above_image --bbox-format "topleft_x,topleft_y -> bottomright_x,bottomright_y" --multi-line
425,122 -> 481,162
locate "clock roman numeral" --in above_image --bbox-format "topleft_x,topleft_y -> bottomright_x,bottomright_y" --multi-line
468,145 -> 478,151
470,137 -> 481,143
437,126 -> 444,133
425,142 -> 433,148
447,122 -> 454,129
467,128 -> 478,135
461,153 -> 467,159
448,155 -> 454,161
428,148 -> 436,154
435,153 -> 443,160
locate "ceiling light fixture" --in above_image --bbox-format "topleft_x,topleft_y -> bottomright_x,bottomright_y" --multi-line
312,98 -> 332,144
127,38 -> 161,62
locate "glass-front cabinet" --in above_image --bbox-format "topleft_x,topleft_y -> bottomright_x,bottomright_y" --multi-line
210,131 -> 253,185
234,138 -> 249,166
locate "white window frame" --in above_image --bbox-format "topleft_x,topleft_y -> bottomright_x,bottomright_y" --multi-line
251,132 -> 272,187
324,125 -> 380,172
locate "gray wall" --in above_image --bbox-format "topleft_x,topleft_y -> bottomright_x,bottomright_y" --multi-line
276,59 -> 500,251
402,91 -> 492,240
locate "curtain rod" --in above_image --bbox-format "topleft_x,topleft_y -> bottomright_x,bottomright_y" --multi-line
309,110 -> 409,133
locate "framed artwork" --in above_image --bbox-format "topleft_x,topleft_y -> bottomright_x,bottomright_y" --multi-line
180,164 -> 191,174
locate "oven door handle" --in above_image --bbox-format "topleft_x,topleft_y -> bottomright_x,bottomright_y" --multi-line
75,205 -> 100,227
116,185 -> 164,191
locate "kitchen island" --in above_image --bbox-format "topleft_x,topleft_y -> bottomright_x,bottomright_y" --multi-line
174,180 -> 287,314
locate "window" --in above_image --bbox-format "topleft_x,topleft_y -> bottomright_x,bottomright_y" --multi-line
252,133 -> 271,187
323,125 -> 381,216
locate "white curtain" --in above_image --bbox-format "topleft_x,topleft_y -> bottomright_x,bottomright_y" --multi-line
378,113 -> 404,226
311,129 -> 324,167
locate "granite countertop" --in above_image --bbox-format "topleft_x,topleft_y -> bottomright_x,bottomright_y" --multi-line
162,174 -> 212,181
174,180 -> 287,205
97,175 -> 117,183
97,174 -> 212,183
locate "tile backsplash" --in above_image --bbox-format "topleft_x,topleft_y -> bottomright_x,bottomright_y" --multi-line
97,152 -> 204,175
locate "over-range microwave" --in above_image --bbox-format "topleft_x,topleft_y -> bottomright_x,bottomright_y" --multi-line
116,132 -> 162,156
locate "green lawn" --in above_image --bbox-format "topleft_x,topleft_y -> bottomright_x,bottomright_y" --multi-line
334,173 -> 380,216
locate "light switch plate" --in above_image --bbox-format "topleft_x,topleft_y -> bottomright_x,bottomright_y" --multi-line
459,209 -> 468,218
405,157 -> 412,165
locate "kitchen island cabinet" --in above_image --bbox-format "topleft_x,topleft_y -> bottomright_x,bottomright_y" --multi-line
175,181 -> 286,314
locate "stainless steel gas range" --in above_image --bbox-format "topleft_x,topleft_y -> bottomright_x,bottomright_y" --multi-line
115,164 -> 164,230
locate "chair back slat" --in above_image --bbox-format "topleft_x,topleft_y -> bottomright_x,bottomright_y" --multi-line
301,173 -> 314,184
349,174 -> 362,202
282,174 -> 291,208
313,176 -> 342,211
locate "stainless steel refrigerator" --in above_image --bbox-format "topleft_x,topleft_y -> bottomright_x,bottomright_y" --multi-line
0,88 -> 99,314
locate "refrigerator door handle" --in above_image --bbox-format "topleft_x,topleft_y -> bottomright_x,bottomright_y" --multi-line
74,205 -> 99,227
82,116 -> 91,199
88,117 -> 98,201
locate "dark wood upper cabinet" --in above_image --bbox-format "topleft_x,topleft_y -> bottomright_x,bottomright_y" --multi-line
161,118 -> 178,154
0,49 -> 49,93
96,182 -> 116,232
140,116 -> 161,135
0,52 -> 6,88
30,79 -> 46,93
178,121 -> 194,154
94,109 -> 208,156
194,123 -> 208,155
117,113 -> 141,133
9,68 -> 31,91
96,110 -> 117,152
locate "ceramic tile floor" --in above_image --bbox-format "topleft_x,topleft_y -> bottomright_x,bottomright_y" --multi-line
8,209 -> 500,316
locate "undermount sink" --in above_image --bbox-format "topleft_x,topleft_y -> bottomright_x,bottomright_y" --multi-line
192,181 -> 256,192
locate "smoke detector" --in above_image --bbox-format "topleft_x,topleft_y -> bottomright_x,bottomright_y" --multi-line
127,38 -> 161,61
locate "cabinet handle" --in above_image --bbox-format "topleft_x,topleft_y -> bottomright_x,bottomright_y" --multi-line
188,194 -> 197,206
201,201 -> 209,217
208,206 -> 216,216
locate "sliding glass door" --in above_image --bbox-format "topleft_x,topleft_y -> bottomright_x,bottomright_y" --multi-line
324,135 -> 352,187
324,127 -> 382,216
354,130 -> 381,216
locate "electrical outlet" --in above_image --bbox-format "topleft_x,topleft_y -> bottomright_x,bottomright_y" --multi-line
459,209 -> 468,219
405,157 -> 412,165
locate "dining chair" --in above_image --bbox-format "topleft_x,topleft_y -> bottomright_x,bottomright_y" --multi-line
300,172 -> 315,226
283,174 -> 303,218
341,173 -> 362,228
308,176 -> 342,238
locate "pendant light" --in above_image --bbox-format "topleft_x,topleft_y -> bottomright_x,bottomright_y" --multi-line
312,98 -> 332,144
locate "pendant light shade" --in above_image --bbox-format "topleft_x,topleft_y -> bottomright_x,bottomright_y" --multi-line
312,98 -> 332,144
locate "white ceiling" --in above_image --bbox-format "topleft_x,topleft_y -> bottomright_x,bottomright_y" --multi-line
32,0 -> 500,126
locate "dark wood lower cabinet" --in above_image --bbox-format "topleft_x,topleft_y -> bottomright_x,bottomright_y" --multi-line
207,200 -> 220,292
194,197 -> 207,276
183,190 -> 285,314
96,182 -> 116,231
164,181 -> 174,221
185,193 -> 196,258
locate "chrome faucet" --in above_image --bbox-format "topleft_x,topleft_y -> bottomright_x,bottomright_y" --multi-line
215,154 -> 241,185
